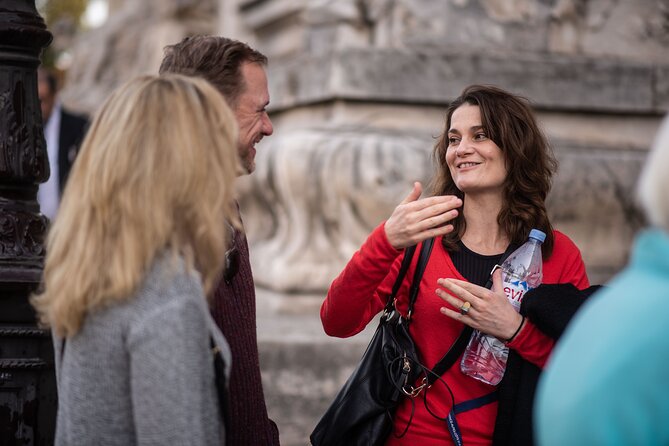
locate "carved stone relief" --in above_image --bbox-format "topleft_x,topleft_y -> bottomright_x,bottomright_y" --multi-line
229,0 -> 668,294
62,0 -> 218,114
57,0 -> 668,292
238,125 -> 432,292
549,0 -> 588,53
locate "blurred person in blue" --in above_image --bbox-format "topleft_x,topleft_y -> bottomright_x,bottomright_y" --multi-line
37,67 -> 88,221
535,115 -> 669,446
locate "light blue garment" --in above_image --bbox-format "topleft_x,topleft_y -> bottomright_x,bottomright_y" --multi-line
535,229 -> 669,446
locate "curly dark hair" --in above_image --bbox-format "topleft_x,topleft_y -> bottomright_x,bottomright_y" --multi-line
159,35 -> 267,107
430,85 -> 558,258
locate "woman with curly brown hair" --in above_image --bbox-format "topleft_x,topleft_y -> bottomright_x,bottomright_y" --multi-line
320,85 -> 590,445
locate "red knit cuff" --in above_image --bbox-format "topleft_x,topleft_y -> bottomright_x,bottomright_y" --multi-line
372,221 -> 402,257
505,316 -> 531,347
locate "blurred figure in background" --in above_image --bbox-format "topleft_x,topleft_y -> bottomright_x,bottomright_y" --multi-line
159,35 -> 279,445
32,74 -> 240,445
535,115 -> 669,446
37,67 -> 88,221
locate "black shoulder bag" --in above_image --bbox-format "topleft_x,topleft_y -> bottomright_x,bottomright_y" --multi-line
211,337 -> 231,432
310,238 -> 434,446
311,240 -> 519,446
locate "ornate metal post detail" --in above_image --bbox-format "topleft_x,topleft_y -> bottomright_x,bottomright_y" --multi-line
0,1 -> 55,444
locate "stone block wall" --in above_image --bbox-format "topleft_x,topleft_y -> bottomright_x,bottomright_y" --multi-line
241,47 -> 666,290
227,0 -> 668,291
61,0 -> 669,290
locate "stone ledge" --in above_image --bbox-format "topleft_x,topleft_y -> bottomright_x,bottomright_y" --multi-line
257,288 -> 374,446
269,48 -> 669,114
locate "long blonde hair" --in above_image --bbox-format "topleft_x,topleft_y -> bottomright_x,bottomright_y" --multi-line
32,74 -> 240,338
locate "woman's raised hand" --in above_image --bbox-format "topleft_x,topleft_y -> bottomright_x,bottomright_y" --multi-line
384,182 -> 462,250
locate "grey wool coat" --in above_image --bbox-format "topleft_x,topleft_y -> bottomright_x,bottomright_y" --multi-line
53,254 -> 231,446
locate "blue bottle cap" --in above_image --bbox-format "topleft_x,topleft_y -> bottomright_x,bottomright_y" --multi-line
529,229 -> 546,243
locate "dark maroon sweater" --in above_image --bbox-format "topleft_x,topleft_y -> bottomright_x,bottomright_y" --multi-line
210,225 -> 280,445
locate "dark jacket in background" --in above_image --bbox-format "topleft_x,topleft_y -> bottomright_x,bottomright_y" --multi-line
57,108 -> 88,192
492,283 -> 603,446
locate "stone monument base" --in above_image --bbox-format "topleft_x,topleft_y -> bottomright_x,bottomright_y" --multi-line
257,287 -> 375,446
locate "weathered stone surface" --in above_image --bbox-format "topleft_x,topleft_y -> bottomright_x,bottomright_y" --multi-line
61,0 -> 217,114
240,105 -> 656,291
268,49 -> 665,114
238,0 -> 669,62
256,289 -> 374,446
657,64 -> 669,111
548,143 -> 648,284
239,125 -> 432,292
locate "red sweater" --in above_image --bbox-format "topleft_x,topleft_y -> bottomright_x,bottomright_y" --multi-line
321,223 -> 589,446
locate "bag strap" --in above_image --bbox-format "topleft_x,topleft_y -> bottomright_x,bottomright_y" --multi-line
406,237 -> 434,319
382,239 -> 517,385
210,336 -> 231,431
483,242 -> 518,289
426,327 -> 473,386
383,238 -> 435,317
445,391 -> 499,446
385,244 -> 417,310
426,242 -> 518,385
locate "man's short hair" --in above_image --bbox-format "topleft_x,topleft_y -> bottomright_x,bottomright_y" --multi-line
159,35 -> 268,107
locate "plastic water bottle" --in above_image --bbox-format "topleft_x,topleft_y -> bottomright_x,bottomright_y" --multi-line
460,229 -> 546,385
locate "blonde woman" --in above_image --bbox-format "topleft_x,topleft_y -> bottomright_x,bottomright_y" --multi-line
32,74 -> 240,446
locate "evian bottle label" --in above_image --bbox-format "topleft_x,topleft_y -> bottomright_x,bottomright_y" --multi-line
503,279 -> 529,311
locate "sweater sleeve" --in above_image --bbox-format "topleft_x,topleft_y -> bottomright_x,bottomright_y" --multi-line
547,230 -> 590,290
127,297 -> 222,445
507,231 -> 590,368
506,319 -> 554,368
321,222 -> 403,338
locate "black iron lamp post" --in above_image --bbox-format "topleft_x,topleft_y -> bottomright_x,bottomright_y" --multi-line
0,0 -> 56,444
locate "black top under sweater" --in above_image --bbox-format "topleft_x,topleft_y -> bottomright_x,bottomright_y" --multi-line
450,240 -> 504,286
